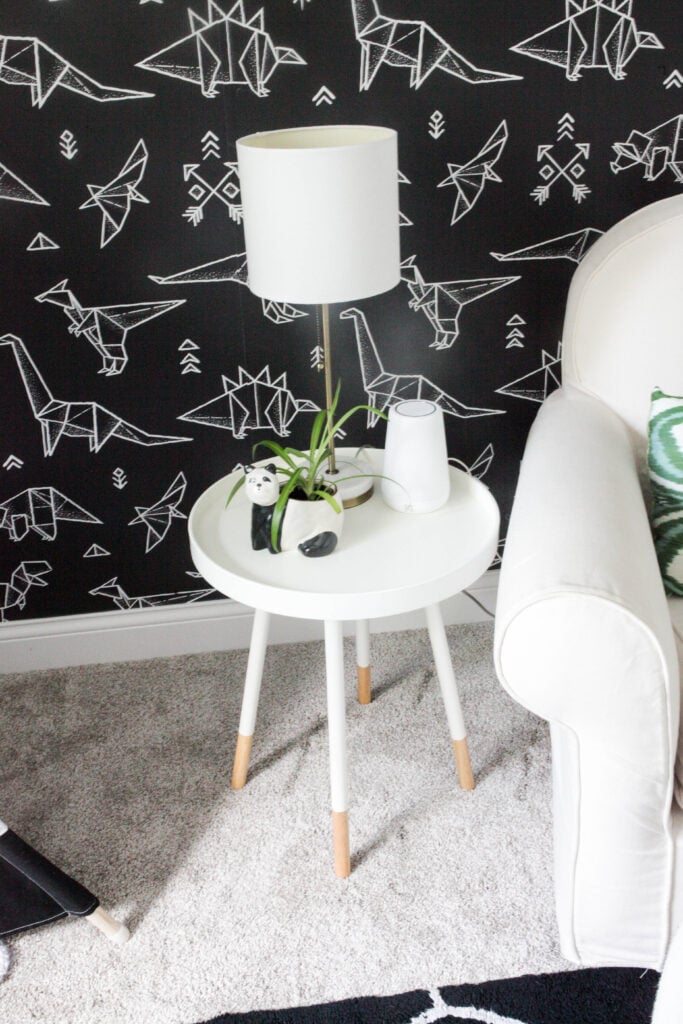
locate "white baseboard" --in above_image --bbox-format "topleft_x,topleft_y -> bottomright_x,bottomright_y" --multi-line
0,570 -> 498,674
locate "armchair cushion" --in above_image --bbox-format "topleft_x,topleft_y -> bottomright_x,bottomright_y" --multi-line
648,387 -> 683,596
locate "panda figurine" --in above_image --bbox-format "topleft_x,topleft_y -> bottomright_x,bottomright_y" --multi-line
243,464 -> 342,557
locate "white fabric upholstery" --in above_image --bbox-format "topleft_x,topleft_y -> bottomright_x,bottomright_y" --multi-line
494,194 -> 683,970
651,920 -> 683,1024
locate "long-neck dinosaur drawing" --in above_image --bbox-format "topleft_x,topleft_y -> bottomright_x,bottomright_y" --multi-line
0,561 -> 52,621
340,308 -> 504,423
350,0 -> 520,90
89,577 -> 215,610
1,334 -> 190,455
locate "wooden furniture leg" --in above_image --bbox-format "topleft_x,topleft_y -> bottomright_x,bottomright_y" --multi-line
231,608 -> 270,789
86,906 -> 130,944
324,620 -> 350,877
424,603 -> 475,791
356,619 -> 371,704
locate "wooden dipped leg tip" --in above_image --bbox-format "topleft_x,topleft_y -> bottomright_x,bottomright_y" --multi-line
453,737 -> 475,791
332,810 -> 350,878
231,732 -> 253,790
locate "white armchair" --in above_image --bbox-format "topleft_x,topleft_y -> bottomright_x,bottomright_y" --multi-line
494,194 -> 683,970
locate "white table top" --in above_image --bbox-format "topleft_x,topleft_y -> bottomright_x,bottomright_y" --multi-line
188,449 -> 500,622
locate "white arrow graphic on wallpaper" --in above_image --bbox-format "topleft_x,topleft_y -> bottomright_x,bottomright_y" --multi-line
0,334 -> 191,455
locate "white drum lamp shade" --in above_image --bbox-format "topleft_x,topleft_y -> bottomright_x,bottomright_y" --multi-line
236,125 -> 400,304
381,400 -> 451,513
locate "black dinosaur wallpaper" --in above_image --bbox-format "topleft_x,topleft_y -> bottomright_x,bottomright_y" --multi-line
0,0 -> 681,625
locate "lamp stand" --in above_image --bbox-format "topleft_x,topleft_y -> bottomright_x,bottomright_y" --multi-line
320,303 -> 373,509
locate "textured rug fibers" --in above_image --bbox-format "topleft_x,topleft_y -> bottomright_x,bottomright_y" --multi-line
1,622 -> 577,1023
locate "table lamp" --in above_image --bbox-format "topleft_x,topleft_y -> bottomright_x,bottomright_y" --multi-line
236,124 -> 400,506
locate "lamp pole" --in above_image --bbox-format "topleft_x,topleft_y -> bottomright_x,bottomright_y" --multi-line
321,302 -> 336,475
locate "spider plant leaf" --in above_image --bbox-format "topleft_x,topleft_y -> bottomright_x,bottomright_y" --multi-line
224,471 -> 246,508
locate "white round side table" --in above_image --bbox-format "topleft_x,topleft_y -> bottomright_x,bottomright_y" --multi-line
188,449 -> 499,877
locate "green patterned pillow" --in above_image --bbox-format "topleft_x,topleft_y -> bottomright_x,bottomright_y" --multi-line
648,387 -> 683,596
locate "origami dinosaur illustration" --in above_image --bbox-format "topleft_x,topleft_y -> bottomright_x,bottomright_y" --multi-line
0,334 -> 191,456
496,345 -> 562,404
1,561 -> 52,622
36,279 -> 185,375
0,487 -> 101,542
510,0 -> 662,81
491,228 -> 603,263
400,258 -> 519,350
0,36 -> 153,107
129,472 -> 187,552
89,577 -> 215,610
611,115 -> 683,182
339,308 -> 504,424
437,121 -> 508,225
178,366 -> 318,438
79,140 -> 149,248
150,252 -> 306,324
350,0 -> 520,90
136,0 -> 306,98
0,162 -> 49,205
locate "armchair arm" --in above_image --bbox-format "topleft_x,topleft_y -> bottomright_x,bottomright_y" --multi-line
494,385 -> 679,968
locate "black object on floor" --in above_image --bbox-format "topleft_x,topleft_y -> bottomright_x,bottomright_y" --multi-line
0,827 -> 97,937
199,967 -> 660,1024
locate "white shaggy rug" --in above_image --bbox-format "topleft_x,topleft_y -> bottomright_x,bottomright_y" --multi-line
0,622 -> 573,1023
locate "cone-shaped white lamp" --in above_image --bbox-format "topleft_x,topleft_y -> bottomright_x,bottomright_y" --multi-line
236,124 -> 400,505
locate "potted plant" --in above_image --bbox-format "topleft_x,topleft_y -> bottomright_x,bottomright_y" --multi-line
225,384 -> 385,557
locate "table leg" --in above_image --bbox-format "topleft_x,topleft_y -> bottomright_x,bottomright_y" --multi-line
231,608 -> 270,790
424,603 -> 475,791
356,619 -> 371,704
324,619 -> 350,878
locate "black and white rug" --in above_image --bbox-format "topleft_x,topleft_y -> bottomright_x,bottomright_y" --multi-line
200,969 -> 659,1024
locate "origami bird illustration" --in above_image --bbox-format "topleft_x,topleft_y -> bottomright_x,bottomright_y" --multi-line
128,472 -> 187,552
0,488 -> 101,542
136,0 -> 306,98
350,0 -> 520,90
89,577 -> 215,610
511,0 -> 662,80
178,366 -> 318,438
79,140 -> 149,248
0,334 -> 191,455
340,307 -> 504,423
611,115 -> 683,182
0,35 -> 153,107
437,122 -> 508,225
1,561 -> 52,622
149,252 -> 307,324
400,258 -> 519,350
491,228 -> 603,264
36,278 -> 185,375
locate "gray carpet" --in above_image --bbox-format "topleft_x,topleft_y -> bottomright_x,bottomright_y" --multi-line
0,621 -> 573,1023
